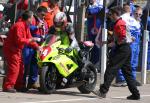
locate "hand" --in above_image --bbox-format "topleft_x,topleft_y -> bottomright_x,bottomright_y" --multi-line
108,30 -> 113,35
37,46 -> 43,52
96,39 -> 107,47
37,22 -> 44,28
65,47 -> 72,53
0,35 -> 7,39
29,37 -> 41,43
32,37 -> 41,42
131,36 -> 136,42
108,42 -> 115,47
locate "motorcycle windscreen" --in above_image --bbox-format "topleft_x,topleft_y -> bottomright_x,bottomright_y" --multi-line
51,55 -> 78,77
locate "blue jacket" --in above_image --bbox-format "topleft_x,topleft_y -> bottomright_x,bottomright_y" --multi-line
86,4 -> 102,35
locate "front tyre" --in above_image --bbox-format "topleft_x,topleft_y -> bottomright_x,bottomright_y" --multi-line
78,63 -> 97,94
39,66 -> 57,94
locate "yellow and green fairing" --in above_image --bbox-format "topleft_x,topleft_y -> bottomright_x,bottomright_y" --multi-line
37,35 -> 78,78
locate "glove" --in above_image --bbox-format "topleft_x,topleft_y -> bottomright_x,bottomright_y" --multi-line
30,37 -> 41,42
58,48 -> 65,54
65,47 -> 72,53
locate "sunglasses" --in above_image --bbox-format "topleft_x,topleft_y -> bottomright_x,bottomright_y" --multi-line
135,13 -> 142,16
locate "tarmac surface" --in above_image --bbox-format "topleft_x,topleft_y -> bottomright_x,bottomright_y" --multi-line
0,83 -> 150,103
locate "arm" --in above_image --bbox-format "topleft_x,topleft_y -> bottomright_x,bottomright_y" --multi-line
69,33 -> 79,48
95,26 -> 101,47
30,25 -> 38,31
30,22 -> 44,31
69,33 -> 80,51
116,24 -> 126,43
65,23 -> 79,50
15,25 -> 31,45
15,25 -> 39,49
28,41 -> 39,49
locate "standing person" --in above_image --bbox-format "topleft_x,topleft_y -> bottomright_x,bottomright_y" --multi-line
29,0 -> 40,12
23,6 -> 48,90
86,0 -> 103,66
93,6 -> 140,100
3,0 -> 29,24
3,11 -> 40,93
40,0 -> 60,28
130,6 -> 143,86
9,0 -> 29,19
147,14 -> 150,70
115,4 -> 142,87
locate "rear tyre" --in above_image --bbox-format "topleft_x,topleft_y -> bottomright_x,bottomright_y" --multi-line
39,66 -> 57,94
77,63 -> 97,94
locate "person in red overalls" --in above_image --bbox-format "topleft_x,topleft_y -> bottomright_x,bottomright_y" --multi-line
3,10 -> 41,93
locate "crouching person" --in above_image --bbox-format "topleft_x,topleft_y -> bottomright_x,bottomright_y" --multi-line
3,11 -> 41,93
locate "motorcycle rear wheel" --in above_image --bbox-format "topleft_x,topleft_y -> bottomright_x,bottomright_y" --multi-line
77,63 -> 97,94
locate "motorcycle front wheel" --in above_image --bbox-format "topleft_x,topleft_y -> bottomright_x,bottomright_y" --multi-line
39,65 -> 57,94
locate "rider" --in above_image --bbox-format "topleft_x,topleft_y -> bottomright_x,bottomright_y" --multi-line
49,12 -> 79,52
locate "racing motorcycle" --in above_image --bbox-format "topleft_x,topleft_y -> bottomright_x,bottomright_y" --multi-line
37,35 -> 97,94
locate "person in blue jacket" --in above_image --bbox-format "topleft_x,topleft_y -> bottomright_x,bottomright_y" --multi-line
86,0 -> 103,67
130,6 -> 142,86
147,16 -> 150,70
23,6 -> 48,91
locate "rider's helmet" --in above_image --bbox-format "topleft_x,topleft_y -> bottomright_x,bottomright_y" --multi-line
53,12 -> 67,28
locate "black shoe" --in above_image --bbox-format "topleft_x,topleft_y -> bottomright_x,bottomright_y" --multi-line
112,81 -> 127,87
16,87 -> 28,93
92,90 -> 106,98
135,81 -> 142,86
127,95 -> 140,100
3,88 -> 16,93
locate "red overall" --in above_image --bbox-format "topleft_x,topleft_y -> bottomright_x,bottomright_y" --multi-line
9,0 -> 29,10
3,21 -> 38,90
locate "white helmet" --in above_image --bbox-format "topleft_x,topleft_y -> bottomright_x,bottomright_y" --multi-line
54,12 -> 67,27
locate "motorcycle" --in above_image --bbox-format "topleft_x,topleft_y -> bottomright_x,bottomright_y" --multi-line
37,35 -> 97,94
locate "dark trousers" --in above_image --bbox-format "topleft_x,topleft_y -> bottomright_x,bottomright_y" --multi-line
23,47 -> 38,85
100,44 -> 140,96
88,34 -> 100,64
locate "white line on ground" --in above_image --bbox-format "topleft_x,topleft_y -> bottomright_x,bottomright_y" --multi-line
112,95 -> 150,99
20,98 -> 97,103
21,95 -> 150,103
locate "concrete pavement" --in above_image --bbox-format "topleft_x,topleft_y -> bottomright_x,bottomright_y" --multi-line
0,84 -> 150,103
1,71 -> 150,86
0,72 -> 150,103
